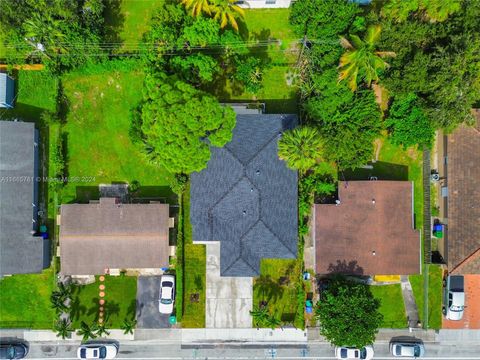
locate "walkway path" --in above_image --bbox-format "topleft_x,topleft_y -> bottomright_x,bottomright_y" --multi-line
400,275 -> 420,328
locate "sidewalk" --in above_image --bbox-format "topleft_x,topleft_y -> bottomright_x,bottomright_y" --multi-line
181,328 -> 307,344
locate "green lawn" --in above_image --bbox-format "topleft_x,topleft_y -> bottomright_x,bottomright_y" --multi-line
70,275 -> 137,329
0,269 -> 56,329
117,0 -> 164,52
370,285 -> 408,328
60,62 -> 173,204
222,8 -> 298,113
253,259 -> 301,327
180,185 -> 206,328
410,264 -> 443,329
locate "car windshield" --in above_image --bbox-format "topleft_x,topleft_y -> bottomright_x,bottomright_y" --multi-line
451,305 -> 464,311
7,346 -> 16,359
99,346 -> 107,359
160,298 -> 172,304
340,349 -> 347,358
360,348 -> 367,359
163,281 -> 173,288
80,348 -> 86,358
414,346 -> 420,357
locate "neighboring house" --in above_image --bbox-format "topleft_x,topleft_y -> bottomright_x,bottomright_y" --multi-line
236,0 -> 291,8
59,198 -> 173,276
314,181 -> 421,276
0,121 -> 48,276
190,114 -> 298,277
441,112 -> 480,274
0,73 -> 15,109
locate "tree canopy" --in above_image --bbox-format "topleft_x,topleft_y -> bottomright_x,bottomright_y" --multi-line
315,277 -> 383,348
139,73 -> 236,174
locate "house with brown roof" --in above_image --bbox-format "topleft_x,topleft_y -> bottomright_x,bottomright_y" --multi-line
314,181 -> 421,276
442,112 -> 480,274
59,198 -> 172,276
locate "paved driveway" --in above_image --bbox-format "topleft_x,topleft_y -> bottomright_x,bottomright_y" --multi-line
206,243 -> 253,328
443,274 -> 480,329
136,276 -> 172,329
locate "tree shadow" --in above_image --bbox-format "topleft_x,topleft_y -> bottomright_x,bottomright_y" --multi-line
341,161 -> 409,181
104,301 -> 121,317
103,0 -> 126,53
254,274 -> 284,303
73,186 -> 100,203
126,299 -> 136,320
194,274 -> 203,291
69,296 -> 87,322
327,260 -> 364,275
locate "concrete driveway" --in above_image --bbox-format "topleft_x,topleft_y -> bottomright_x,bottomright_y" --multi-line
206,243 -> 253,328
136,276 -> 172,329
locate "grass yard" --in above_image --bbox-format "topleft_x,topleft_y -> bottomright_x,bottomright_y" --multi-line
60,62 -> 173,204
222,8 -> 298,113
370,285 -> 407,328
180,185 -> 206,328
117,0 -> 164,52
410,264 -> 443,329
0,269 -> 56,329
70,275 -> 137,329
253,259 -> 300,327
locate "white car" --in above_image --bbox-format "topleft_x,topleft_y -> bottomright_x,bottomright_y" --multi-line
390,342 -> 425,358
159,275 -> 175,314
335,345 -> 374,360
77,344 -> 118,359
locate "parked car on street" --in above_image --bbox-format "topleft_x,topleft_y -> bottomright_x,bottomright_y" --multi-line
77,343 -> 118,359
159,274 -> 175,314
0,342 -> 28,359
390,341 -> 425,358
443,275 -> 465,320
335,345 -> 374,360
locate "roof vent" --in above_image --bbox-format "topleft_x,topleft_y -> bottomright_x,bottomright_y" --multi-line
250,187 -> 254,192
372,250 -> 376,256
256,169 -> 260,175
242,210 -> 247,216
372,199 -> 376,204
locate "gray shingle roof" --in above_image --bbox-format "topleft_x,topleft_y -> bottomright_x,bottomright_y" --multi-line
0,73 -> 15,109
190,114 -> 298,277
0,121 -> 46,276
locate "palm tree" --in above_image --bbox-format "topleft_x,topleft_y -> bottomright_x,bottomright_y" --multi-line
278,127 -> 325,173
211,0 -> 245,31
250,306 -> 269,329
23,12 -> 66,58
265,315 -> 282,330
54,319 -> 72,340
96,323 -> 110,337
181,0 -> 213,17
50,293 -> 68,314
121,319 -> 137,335
338,25 -> 395,92
77,321 -> 98,343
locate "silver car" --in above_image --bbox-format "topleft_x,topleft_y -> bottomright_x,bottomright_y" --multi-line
77,344 -> 118,359
159,275 -> 175,314
390,342 -> 425,358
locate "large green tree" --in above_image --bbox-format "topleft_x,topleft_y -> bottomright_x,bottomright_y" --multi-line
315,277 -> 383,348
382,0 -> 462,23
377,1 -> 480,129
386,93 -> 435,149
0,0 -> 105,70
138,73 -> 236,174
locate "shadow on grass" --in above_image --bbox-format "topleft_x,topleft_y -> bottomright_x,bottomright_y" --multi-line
103,0 -> 126,53
340,161 -> 409,181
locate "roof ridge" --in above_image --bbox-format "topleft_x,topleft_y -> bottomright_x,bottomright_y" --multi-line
222,255 -> 257,275
451,247 -> 480,274
259,219 -> 296,257
244,127 -> 283,165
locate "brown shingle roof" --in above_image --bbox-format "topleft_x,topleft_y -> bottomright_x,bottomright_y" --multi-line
314,181 -> 420,276
447,112 -> 480,274
60,198 -> 170,275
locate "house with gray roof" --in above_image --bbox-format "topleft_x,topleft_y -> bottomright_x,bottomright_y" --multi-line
190,114 -> 298,277
0,73 -> 15,109
0,121 -> 48,276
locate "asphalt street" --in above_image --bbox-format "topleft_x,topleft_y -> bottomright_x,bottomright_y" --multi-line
23,341 -> 480,360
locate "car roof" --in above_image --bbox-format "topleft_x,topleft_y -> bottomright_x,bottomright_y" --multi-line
397,344 -> 416,356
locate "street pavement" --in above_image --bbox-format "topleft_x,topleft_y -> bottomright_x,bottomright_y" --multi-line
18,339 -> 480,359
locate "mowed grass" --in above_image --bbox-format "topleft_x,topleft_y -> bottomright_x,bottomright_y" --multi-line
223,8 -> 298,112
0,269 -> 56,329
370,285 -> 407,328
253,259 -> 299,326
181,187 -> 206,328
70,275 -> 137,329
410,264 -> 443,329
118,0 -> 164,52
60,63 -> 172,203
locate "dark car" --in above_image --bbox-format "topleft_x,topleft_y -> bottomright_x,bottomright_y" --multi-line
0,342 -> 28,359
